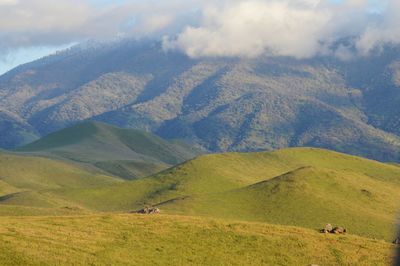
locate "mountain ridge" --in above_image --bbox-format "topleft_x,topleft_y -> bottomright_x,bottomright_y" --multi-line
1,40 -> 400,162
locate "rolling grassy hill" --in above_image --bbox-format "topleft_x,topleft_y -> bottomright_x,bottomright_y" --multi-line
0,214 -> 394,266
0,150 -> 120,215
0,146 -> 399,264
1,146 -> 400,241
160,165 -> 400,240
0,151 -> 120,190
56,148 -> 400,241
18,121 -> 201,180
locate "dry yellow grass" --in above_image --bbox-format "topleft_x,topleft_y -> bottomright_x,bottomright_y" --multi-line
0,214 -> 395,266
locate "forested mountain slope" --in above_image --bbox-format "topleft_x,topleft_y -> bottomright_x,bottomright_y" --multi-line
1,40 -> 400,161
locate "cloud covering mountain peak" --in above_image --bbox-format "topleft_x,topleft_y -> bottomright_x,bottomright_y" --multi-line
164,0 -> 400,59
0,0 -> 399,63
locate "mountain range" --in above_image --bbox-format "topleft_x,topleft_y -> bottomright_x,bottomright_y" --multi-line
1,40 -> 400,163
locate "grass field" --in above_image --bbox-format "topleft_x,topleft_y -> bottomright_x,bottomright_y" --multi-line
1,146 -> 400,264
0,152 -> 120,191
0,214 -> 395,266
0,151 -> 118,215
53,148 -> 400,240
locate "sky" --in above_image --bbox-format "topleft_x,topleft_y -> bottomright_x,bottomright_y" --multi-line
0,0 -> 397,74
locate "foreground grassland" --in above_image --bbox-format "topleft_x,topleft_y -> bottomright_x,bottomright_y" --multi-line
0,214 -> 394,266
0,147 -> 398,265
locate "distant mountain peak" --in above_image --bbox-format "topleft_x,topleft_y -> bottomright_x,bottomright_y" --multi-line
1,39 -> 400,162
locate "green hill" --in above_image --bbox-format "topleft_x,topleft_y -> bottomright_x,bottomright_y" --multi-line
18,121 -> 201,180
58,148 -> 400,240
0,151 -> 120,191
160,166 -> 399,240
0,151 -> 120,215
2,147 -> 400,241
0,146 -> 398,265
0,214 -> 394,266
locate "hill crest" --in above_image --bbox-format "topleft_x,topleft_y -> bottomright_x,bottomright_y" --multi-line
17,121 -> 202,179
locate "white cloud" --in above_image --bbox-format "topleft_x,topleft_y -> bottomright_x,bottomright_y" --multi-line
164,1 -> 332,58
356,0 -> 400,55
0,0 -> 200,55
0,0 -> 18,6
0,0 -> 400,61
164,0 -> 400,59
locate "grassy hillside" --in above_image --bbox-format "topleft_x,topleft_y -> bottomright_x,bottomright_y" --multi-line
2,147 -> 400,241
0,152 -> 120,191
0,147 -> 398,264
58,148 -> 400,240
0,151 -> 119,215
160,166 -> 399,240
18,121 -> 201,179
0,214 -> 394,266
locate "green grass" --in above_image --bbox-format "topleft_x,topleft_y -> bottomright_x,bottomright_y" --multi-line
17,121 -> 201,179
0,151 -> 120,214
0,152 -> 121,191
0,147 -> 399,264
94,160 -> 168,180
0,214 -> 394,266
0,205 -> 90,216
160,166 -> 399,240
2,147 -> 400,242
56,148 -> 400,241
